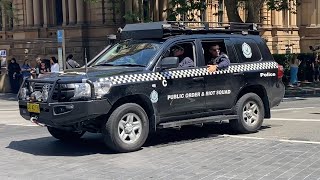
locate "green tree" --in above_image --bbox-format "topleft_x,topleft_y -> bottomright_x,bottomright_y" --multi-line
166,0 -> 207,21
224,0 -> 300,23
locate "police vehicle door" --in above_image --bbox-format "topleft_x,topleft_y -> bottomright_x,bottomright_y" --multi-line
156,41 -> 206,118
201,39 -> 243,111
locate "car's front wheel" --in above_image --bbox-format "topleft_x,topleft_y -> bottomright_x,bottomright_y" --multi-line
102,103 -> 149,153
47,126 -> 85,141
230,93 -> 265,133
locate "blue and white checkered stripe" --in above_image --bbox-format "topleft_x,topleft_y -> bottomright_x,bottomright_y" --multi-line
101,62 -> 278,85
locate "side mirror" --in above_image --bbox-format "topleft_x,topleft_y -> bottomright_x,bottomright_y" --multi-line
161,57 -> 179,69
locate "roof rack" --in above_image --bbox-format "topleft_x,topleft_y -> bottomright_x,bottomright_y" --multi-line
120,21 -> 260,40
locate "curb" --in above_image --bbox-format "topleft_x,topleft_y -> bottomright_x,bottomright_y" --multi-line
284,89 -> 320,98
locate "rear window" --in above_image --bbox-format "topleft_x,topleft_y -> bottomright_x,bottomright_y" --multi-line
234,39 -> 262,62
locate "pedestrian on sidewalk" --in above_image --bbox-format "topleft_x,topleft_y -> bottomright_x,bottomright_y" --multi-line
289,54 -> 301,87
314,53 -> 320,82
21,59 -> 32,79
50,57 -> 60,73
8,58 -> 21,94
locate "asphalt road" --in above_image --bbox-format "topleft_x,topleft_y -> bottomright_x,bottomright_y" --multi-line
0,94 -> 320,179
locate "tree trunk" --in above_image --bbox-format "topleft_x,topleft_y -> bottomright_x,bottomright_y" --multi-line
246,0 -> 265,23
224,0 -> 243,23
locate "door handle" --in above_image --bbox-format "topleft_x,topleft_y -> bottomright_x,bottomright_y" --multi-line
234,72 -> 244,76
193,77 -> 204,82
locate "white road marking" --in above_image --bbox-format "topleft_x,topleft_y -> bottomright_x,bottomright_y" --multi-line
223,135 -> 320,145
271,107 -> 315,112
0,123 -> 38,127
268,118 -> 320,122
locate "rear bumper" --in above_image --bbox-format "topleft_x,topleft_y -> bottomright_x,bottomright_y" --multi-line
269,81 -> 285,108
19,99 -> 111,127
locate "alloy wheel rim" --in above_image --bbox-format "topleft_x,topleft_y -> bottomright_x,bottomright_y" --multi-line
118,113 -> 142,144
242,101 -> 260,127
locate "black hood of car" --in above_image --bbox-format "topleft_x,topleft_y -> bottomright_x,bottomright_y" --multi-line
37,66 -> 147,82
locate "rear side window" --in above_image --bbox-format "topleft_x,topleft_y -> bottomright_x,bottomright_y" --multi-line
234,39 -> 262,62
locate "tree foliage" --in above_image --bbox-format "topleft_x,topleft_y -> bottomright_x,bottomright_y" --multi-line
166,0 -> 207,21
224,0 -> 301,23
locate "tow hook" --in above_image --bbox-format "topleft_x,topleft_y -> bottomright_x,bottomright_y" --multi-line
30,116 -> 46,127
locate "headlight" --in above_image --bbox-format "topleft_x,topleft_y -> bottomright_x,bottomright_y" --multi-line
73,81 -> 112,99
73,83 -> 91,98
94,81 -> 112,98
19,88 -> 28,100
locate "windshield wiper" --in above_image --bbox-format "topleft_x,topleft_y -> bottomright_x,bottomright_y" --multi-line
94,63 -> 115,67
117,64 -> 146,67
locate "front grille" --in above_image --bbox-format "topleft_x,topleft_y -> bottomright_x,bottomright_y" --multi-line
31,83 -> 75,102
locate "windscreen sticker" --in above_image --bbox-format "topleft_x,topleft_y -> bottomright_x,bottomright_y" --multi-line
167,90 -> 231,100
242,42 -> 252,58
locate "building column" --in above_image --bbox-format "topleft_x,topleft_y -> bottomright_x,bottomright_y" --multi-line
43,0 -> 49,27
26,0 -> 33,26
153,0 -> 159,21
317,0 -> 320,26
261,3 -> 271,27
33,0 -> 41,26
290,1 -> 297,27
68,0 -> 76,25
62,0 -> 68,26
76,0 -> 84,24
1,6 -> 7,31
310,0 -> 316,26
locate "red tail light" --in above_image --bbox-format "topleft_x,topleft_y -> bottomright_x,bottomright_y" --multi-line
277,64 -> 284,79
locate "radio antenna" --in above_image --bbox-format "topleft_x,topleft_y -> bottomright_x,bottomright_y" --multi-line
85,48 -> 88,76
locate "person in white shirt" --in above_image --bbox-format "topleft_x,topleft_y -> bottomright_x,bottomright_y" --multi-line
50,56 -> 60,73
66,54 -> 80,69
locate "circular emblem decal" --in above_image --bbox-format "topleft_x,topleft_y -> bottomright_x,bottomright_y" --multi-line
150,90 -> 158,103
242,42 -> 252,58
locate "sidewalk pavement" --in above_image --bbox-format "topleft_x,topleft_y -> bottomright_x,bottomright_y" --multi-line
0,82 -> 320,103
285,81 -> 320,97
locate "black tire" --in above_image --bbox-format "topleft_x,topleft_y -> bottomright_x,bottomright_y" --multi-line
47,126 -> 85,141
102,103 -> 149,153
230,93 -> 265,133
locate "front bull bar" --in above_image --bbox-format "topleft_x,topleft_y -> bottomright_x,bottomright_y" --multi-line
17,78 -> 96,103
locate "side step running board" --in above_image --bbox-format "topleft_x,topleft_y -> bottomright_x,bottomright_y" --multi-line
158,115 -> 239,129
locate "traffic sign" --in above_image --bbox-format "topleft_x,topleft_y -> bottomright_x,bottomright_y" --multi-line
0,50 -> 6,57
57,30 -> 64,43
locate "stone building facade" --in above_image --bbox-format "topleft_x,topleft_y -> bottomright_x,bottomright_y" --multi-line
0,0 -> 319,66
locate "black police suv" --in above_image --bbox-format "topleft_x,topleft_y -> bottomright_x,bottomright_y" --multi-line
18,21 -> 285,153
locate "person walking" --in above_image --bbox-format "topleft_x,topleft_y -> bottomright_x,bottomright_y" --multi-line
289,54 -> 301,87
66,54 -> 80,69
8,58 -> 21,94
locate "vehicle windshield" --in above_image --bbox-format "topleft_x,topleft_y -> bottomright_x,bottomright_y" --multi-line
92,40 -> 162,67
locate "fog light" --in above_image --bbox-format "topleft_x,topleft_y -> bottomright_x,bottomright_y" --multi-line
53,105 -> 74,115
19,88 -> 28,100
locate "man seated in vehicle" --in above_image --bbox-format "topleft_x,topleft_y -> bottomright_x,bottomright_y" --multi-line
207,44 -> 230,73
172,45 -> 195,68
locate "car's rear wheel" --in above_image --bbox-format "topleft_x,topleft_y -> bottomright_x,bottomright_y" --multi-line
47,126 -> 85,141
230,93 -> 265,133
102,103 -> 149,153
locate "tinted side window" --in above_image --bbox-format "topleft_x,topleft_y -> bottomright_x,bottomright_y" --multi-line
234,39 -> 262,62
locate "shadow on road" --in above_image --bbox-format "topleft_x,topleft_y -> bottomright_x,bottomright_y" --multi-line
6,123 -> 268,156
0,93 -> 18,102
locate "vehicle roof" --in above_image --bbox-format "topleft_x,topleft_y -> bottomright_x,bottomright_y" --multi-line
120,21 -> 261,40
